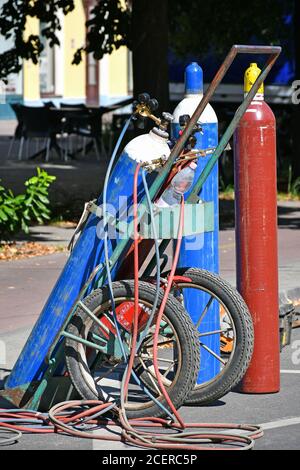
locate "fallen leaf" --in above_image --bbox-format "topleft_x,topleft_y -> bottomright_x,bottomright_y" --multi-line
0,242 -> 67,261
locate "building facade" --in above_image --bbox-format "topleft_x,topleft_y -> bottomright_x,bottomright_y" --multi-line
0,0 -> 132,120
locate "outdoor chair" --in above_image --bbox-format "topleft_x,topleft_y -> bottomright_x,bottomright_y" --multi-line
108,112 -> 135,155
43,101 -> 57,109
64,108 -> 105,160
7,103 -> 25,159
60,102 -> 86,109
18,105 -> 64,161
59,104 -> 91,158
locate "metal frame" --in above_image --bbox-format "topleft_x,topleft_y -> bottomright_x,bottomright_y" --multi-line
0,45 -> 281,410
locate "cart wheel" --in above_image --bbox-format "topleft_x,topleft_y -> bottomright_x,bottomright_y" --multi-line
64,280 -> 200,419
168,268 -> 254,405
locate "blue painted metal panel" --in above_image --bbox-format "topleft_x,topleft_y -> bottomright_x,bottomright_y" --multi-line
173,120 -> 220,384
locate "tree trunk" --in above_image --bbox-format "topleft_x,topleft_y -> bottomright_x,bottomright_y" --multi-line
131,0 -> 169,113
292,0 -> 300,181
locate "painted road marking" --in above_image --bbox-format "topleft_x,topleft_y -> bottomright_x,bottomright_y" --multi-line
280,369 -> 300,374
260,417 -> 300,431
217,417 -> 300,437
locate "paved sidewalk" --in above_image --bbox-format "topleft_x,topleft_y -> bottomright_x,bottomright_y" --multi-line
220,201 -> 300,294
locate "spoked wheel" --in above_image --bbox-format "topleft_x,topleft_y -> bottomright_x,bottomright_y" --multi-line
65,280 -> 200,419
167,268 -> 254,405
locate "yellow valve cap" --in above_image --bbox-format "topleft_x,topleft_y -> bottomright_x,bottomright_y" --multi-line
244,62 -> 264,95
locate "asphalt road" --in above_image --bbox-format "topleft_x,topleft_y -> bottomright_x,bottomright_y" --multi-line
0,326 -> 299,450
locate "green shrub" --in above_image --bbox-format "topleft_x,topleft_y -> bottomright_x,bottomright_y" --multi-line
0,168 -> 56,238
290,177 -> 300,197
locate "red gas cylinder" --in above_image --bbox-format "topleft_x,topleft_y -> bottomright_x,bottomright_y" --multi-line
234,63 -> 280,393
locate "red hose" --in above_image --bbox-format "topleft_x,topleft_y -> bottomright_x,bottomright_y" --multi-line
151,197 -> 185,428
123,164 -> 185,427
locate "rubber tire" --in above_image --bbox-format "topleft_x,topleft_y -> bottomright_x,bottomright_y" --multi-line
65,280 -> 200,419
172,268 -> 254,406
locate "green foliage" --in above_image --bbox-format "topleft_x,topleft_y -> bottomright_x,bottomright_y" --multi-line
0,0 -> 74,80
0,0 -> 294,79
169,0 -> 292,59
219,184 -> 235,200
0,168 -> 56,238
290,177 -> 300,196
73,0 -> 131,64
287,164 -> 300,196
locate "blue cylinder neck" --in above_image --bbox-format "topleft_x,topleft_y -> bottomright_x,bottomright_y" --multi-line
185,62 -> 203,95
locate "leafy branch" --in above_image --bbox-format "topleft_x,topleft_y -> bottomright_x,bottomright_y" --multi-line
0,0 -> 74,80
0,168 -> 56,238
72,0 -> 131,65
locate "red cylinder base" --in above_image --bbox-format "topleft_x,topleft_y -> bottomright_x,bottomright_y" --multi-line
234,99 -> 280,393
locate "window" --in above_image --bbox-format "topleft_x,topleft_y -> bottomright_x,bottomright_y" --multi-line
39,24 -> 55,96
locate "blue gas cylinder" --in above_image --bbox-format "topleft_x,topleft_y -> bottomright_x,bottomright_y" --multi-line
6,127 -> 170,388
172,62 -> 220,384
